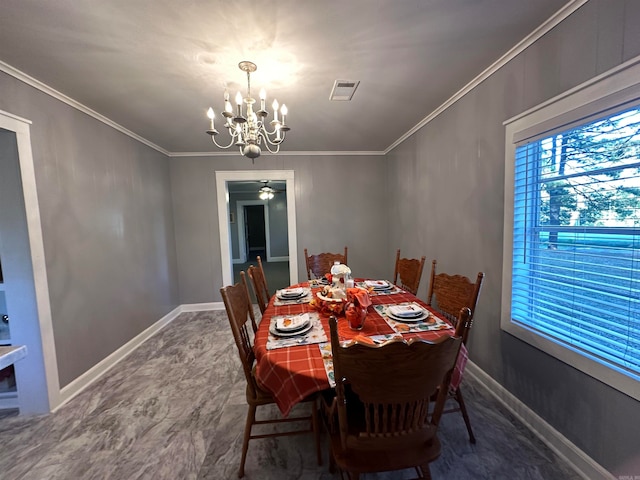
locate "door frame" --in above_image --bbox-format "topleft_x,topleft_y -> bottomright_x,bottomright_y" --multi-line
237,201 -> 270,263
0,109 -> 59,413
216,170 -> 298,287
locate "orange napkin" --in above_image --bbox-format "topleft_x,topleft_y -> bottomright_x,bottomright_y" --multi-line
346,287 -> 372,308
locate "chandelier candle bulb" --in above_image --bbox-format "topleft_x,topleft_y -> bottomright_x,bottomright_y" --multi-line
259,88 -> 266,111
280,104 -> 288,126
272,99 -> 279,122
235,91 -> 243,116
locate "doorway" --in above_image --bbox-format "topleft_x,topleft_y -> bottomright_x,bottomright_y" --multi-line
216,170 -> 299,289
0,111 -> 58,414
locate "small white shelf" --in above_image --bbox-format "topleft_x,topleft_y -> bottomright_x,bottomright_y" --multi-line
0,345 -> 26,370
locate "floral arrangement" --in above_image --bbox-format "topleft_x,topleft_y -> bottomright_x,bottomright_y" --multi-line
309,287 -> 345,315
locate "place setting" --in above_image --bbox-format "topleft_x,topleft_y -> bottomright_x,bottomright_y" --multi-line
374,302 -> 453,333
359,279 -> 403,295
273,286 -> 313,305
266,312 -> 327,350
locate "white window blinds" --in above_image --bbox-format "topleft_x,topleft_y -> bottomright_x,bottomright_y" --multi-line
512,106 -> 640,376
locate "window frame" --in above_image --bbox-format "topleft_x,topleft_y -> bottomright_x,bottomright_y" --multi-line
502,56 -> 640,401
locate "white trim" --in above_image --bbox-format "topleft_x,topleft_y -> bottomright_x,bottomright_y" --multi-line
0,109 -> 60,413
0,61 -> 170,157
501,57 -> 640,402
169,150 -> 386,157
180,302 -> 225,312
55,306 -> 182,410
467,362 -> 615,480
216,170 -> 299,288
268,256 -> 289,262
386,0 -> 589,154
236,200 -> 271,263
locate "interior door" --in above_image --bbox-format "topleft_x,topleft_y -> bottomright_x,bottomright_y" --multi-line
244,205 -> 266,261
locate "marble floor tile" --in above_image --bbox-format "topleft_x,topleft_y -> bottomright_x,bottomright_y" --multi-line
0,310 -> 583,480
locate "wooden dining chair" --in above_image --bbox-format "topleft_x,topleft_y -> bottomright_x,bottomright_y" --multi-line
256,255 -> 269,293
326,315 -> 462,480
220,272 -> 321,478
393,249 -> 426,295
304,246 -> 348,280
425,259 -> 485,443
247,264 -> 270,315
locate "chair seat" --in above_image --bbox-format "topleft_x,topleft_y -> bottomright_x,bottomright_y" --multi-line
247,381 -> 277,406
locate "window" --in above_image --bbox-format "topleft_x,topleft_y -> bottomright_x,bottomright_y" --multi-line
503,59 -> 640,400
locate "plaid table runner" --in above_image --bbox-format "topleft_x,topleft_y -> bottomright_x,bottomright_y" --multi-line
254,280 -> 467,417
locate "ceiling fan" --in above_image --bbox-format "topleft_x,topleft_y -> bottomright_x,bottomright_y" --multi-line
257,180 -> 284,200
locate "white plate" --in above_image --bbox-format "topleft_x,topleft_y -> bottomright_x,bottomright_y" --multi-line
275,313 -> 310,332
387,310 -> 429,323
388,304 -> 424,318
278,287 -> 304,296
269,321 -> 313,337
365,280 -> 392,290
276,288 -> 309,300
317,292 -> 344,303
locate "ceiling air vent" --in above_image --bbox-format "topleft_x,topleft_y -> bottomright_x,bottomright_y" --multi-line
329,80 -> 360,101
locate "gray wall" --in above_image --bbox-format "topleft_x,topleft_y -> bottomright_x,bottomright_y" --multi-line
0,72 -> 179,388
386,0 -> 640,475
170,154 -> 389,304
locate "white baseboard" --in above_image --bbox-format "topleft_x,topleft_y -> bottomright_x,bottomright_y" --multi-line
179,302 -> 225,312
55,305 -> 183,411
267,256 -> 289,262
466,361 -> 615,480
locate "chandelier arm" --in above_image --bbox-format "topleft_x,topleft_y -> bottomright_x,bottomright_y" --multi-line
210,135 -> 237,150
261,125 -> 281,136
260,139 -> 281,154
261,130 -> 286,147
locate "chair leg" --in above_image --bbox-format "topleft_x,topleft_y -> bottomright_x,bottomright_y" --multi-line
238,404 -> 257,478
329,450 -> 336,474
311,397 -> 322,465
454,387 -> 476,444
419,464 -> 433,479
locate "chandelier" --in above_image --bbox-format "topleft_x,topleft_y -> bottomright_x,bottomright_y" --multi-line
206,61 -> 290,159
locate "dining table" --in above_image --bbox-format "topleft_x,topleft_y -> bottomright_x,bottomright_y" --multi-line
253,278 -> 467,417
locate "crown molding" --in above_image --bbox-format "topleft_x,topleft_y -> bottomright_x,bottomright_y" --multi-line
168,150 -> 386,157
385,0 -> 589,154
0,60 -> 170,156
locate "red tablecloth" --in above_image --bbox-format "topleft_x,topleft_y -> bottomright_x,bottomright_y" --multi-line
254,281 -> 467,416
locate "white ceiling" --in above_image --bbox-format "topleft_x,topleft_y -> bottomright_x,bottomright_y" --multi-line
0,0 -> 572,155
